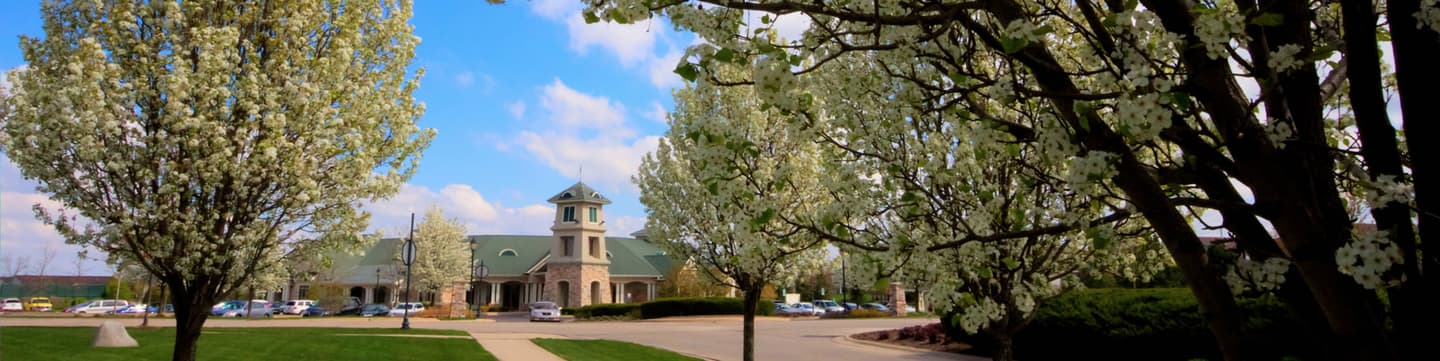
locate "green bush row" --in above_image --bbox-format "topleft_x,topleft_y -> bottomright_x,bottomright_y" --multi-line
566,297 -> 775,319
572,303 -> 642,318
946,288 -> 1313,360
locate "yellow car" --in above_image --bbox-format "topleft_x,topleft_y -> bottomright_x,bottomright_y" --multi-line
25,297 -> 53,312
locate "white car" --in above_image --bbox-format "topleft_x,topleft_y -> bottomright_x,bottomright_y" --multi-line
529,301 -> 561,322
388,302 -> 424,317
812,300 -> 845,314
791,302 -> 825,316
279,300 -> 314,315
2,298 -> 23,311
68,299 -> 130,314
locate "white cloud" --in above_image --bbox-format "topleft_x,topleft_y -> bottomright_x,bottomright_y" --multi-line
644,102 -> 669,124
648,50 -> 684,89
0,155 -> 108,275
566,14 -> 658,67
363,183 -> 556,235
529,0 -> 579,20
506,101 -> 527,120
518,131 -> 661,193
456,71 -> 475,88
540,79 -> 627,130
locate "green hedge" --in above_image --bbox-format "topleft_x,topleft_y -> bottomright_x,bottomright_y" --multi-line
948,288 -> 1311,361
638,297 -> 774,319
572,303 -> 642,319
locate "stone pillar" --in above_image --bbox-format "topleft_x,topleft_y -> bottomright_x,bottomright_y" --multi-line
365,287 -> 374,304
889,282 -> 907,316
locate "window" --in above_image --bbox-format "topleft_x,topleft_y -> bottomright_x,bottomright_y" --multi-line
499,249 -> 517,257
298,285 -> 309,299
588,207 -> 598,223
606,251 -> 612,259
558,281 -> 571,308
562,206 -> 576,222
589,237 -> 600,258
562,236 -> 574,256
590,281 -> 601,305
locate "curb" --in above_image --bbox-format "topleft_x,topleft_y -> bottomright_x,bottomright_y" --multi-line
834,334 -> 943,354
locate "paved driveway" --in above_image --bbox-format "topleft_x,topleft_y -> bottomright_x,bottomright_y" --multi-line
0,314 -> 980,361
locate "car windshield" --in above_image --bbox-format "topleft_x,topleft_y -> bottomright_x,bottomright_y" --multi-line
532,302 -> 557,309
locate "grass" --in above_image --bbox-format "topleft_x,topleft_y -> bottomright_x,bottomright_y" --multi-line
531,338 -> 700,361
0,326 -> 496,361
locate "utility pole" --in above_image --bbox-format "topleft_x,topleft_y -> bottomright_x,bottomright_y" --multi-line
468,238 -> 476,317
840,252 -> 847,307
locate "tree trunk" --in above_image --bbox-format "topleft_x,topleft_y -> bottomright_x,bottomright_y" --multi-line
170,284 -> 213,361
1343,1 -> 1428,359
741,286 -> 760,361
1384,2 -> 1440,359
141,278 -> 153,327
993,332 -> 1014,361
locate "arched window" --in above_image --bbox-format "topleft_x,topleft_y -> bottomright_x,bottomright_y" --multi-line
590,281 -> 601,305
558,281 -> 571,308
498,249 -> 517,257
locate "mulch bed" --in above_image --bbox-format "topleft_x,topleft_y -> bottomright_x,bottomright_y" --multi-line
851,322 -> 972,353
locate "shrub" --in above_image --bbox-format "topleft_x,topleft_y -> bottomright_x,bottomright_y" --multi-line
638,297 -> 774,319
944,288 -> 1309,361
573,303 -> 641,319
844,309 -> 890,318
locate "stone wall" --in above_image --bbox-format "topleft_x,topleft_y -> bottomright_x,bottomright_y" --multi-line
543,263 -> 611,308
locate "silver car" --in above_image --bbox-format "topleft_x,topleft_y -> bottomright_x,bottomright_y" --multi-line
220,301 -> 273,318
529,301 -> 562,322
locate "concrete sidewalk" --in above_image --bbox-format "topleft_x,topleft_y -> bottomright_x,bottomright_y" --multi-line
470,332 -> 567,361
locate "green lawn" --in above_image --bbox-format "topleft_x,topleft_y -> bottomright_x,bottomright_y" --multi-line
0,327 -> 497,361
531,338 -> 700,361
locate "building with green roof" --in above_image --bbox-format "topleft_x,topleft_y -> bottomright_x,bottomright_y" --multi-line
281,182 -> 672,311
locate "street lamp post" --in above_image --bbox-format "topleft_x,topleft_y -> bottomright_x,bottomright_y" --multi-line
473,260 -> 488,316
374,269 -> 380,304
401,213 -> 418,330
468,238 -> 476,316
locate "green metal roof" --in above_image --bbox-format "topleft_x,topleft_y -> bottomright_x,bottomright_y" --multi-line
470,235 -> 554,277
546,182 -> 612,204
322,234 -> 674,282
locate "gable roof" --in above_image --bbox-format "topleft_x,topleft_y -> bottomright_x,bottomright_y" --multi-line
546,182 -> 612,205
320,234 -> 674,284
470,235 -> 553,277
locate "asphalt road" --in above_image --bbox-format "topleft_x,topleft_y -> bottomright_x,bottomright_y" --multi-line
0,313 -> 981,361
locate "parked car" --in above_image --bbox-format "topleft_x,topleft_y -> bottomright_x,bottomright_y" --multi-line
529,301 -> 561,322
302,305 -> 330,317
387,302 -> 424,317
270,300 -> 287,315
843,302 -> 858,311
790,302 -> 824,316
773,303 -> 806,317
358,304 -> 390,317
109,304 -> 151,315
2,298 -> 23,311
68,299 -> 130,314
859,303 -> 890,312
25,297 -> 53,312
279,300 -> 314,315
812,300 -> 845,313
220,301 -> 272,318
337,297 -> 363,315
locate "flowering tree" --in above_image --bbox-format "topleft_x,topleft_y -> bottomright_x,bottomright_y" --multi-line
408,205 -> 468,296
0,1 -> 432,360
584,0 -> 1436,359
635,68 -> 830,361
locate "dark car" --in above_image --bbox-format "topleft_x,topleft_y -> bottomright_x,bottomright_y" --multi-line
303,305 -> 330,317
358,304 -> 390,317
859,303 -> 890,312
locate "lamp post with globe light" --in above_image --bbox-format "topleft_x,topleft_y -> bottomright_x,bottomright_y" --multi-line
401,213 -> 417,330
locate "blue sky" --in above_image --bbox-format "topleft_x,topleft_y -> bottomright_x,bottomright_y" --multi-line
0,1 -> 729,274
